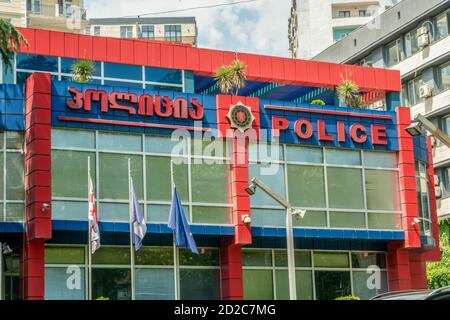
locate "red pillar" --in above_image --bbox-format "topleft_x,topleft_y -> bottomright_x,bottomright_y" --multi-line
220,237 -> 244,300
387,242 -> 411,291
20,72 -> 53,300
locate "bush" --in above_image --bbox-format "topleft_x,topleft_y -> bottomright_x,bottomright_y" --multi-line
310,99 -> 326,105
335,295 -> 360,300
427,220 -> 450,289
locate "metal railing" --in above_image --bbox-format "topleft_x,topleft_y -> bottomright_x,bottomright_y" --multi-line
333,12 -> 373,19
27,4 -> 87,20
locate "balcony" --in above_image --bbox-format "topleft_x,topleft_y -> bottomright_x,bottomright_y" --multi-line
27,4 -> 88,32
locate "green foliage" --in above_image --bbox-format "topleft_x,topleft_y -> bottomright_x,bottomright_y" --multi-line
335,295 -> 361,300
336,80 -> 362,108
96,296 -> 110,300
0,18 -> 28,70
427,220 -> 450,289
311,99 -> 326,105
71,59 -> 96,83
214,59 -> 246,95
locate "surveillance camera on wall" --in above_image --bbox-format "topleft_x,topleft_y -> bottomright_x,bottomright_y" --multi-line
245,184 -> 256,195
2,243 -> 13,255
412,217 -> 421,226
289,207 -> 306,220
242,215 -> 251,225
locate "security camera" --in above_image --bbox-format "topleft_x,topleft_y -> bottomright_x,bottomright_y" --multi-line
242,215 -> 251,225
245,184 -> 257,195
2,243 -> 13,255
412,217 -> 421,226
41,203 -> 50,212
289,207 -> 306,220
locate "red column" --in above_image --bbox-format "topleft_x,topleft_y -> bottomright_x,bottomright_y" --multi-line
20,72 -> 53,300
409,252 -> 428,289
387,242 -> 412,291
220,237 -> 244,300
396,107 -> 421,248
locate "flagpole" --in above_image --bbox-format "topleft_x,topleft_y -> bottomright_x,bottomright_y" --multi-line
128,158 -> 136,300
170,160 -> 179,300
87,156 -> 92,301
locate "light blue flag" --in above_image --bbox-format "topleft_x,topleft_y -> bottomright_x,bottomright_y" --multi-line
131,183 -> 146,253
168,186 -> 199,254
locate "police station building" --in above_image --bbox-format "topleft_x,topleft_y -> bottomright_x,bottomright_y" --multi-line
0,28 -> 441,300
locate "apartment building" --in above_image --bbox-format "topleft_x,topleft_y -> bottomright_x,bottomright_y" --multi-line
298,0 -> 397,59
0,0 -> 87,33
86,17 -> 197,46
313,0 -> 450,220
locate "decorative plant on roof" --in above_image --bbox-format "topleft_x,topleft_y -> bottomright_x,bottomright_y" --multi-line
0,18 -> 28,70
215,59 -> 247,95
311,99 -> 326,105
71,59 -> 96,83
336,79 -> 362,108
335,295 -> 361,300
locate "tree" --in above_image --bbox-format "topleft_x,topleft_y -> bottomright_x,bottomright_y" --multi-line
336,80 -> 362,108
0,18 -> 28,70
427,220 -> 450,289
71,59 -> 96,83
214,59 -> 246,95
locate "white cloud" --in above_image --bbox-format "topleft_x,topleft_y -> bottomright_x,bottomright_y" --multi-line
85,0 -> 291,57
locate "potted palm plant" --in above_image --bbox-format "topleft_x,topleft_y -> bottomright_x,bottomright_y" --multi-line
71,59 -> 96,83
0,18 -> 28,70
336,79 -> 362,108
215,59 -> 246,95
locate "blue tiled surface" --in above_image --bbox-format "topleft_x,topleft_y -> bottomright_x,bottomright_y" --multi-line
0,84 -> 25,131
413,132 -> 429,163
0,222 -> 24,233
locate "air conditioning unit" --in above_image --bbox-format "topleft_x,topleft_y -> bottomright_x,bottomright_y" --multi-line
417,26 -> 430,48
419,83 -> 432,99
435,186 -> 442,198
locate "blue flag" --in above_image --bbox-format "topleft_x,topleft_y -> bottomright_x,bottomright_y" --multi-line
131,182 -> 146,253
168,187 -> 199,254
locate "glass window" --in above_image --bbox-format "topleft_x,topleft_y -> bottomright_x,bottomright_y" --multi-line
436,61 -> 450,93
325,149 -> 361,166
52,200 -> 88,221
135,268 -> 174,300
288,165 -> 326,208
146,135 -> 188,155
104,62 -> 142,81
6,203 -> 24,222
364,151 -> 397,168
16,53 -> 58,72
192,206 -> 230,224
135,247 -> 173,265
248,142 -> 284,162
243,270 -> 273,300
99,202 -> 133,221
164,25 -> 182,42
147,156 -> 188,202
0,154 -> 3,202
434,11 -> 449,40
249,163 -> 285,207
6,131 -> 23,150
61,58 -> 101,76
368,212 -> 401,229
179,248 -> 219,266
145,67 -> 182,84
92,247 -> 130,265
293,210 -> 328,228
120,26 -> 133,39
45,246 -> 85,264
6,152 -> 24,200
45,267 -> 85,300
98,132 -> 142,152
140,25 -> 155,39
351,252 -> 386,269
99,153 -> 143,200
330,211 -> 365,229
274,250 -> 311,268
146,204 -> 170,223
407,76 -> 422,105
384,39 -> 402,67
404,29 -> 419,58
251,208 -> 285,227
242,249 -> 272,267
275,270 -> 313,300
94,26 -> 101,36
352,271 -> 387,300
52,129 -> 95,149
191,163 -> 230,203
103,80 -> 143,89
286,145 -> 322,163
314,252 -> 349,268
365,169 -> 400,211
92,268 -> 131,300
52,150 -> 95,198
327,167 -> 364,209
180,269 -> 220,300
338,11 -> 350,17
315,271 -> 351,300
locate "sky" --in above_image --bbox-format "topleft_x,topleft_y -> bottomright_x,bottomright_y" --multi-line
85,0 -> 292,57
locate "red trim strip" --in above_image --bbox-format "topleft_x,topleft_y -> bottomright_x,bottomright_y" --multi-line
58,116 -> 211,132
264,105 -> 393,120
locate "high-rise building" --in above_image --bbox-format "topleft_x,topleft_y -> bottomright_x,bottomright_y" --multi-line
313,0 -> 450,220
0,0 -> 88,33
298,0 -> 397,59
86,17 -> 197,46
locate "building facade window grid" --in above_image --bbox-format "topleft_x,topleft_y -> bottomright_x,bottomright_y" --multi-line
120,26 -> 133,39
164,25 -> 182,42
248,144 -> 402,231
241,248 -> 388,300
51,130 -> 232,226
140,25 -> 155,39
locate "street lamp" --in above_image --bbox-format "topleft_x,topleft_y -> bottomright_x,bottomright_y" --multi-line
406,114 -> 450,148
245,177 -> 306,300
